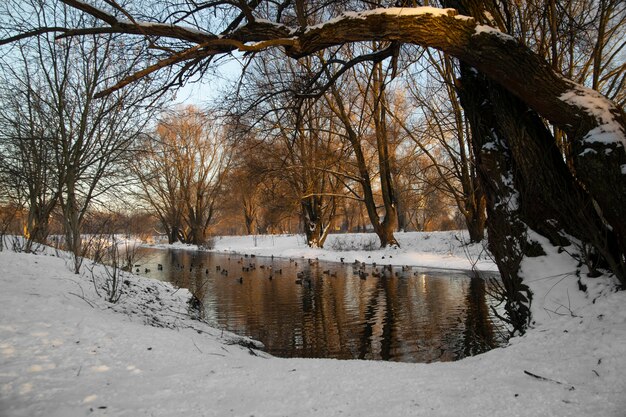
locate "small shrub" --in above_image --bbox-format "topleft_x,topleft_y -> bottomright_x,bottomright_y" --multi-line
199,237 -> 215,250
329,235 -> 379,251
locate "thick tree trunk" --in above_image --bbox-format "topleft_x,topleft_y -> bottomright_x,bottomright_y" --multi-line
301,197 -> 323,248
457,69 -> 535,333
243,197 -> 256,235
25,205 -> 52,252
458,64 -> 626,330
301,196 -> 333,248
372,61 -> 400,248
464,200 -> 486,243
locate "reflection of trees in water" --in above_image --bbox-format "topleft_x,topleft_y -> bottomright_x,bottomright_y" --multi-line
158,250 -> 211,319
463,277 -> 496,356
137,248 -> 503,362
358,276 -> 395,360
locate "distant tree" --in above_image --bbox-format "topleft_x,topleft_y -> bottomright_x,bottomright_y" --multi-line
324,50 -> 401,248
398,51 -> 486,241
227,51 -> 348,247
0,59 -> 59,251
136,107 -> 231,245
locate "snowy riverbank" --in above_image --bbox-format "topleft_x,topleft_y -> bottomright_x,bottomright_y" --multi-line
1,233 -> 625,416
159,231 -> 499,272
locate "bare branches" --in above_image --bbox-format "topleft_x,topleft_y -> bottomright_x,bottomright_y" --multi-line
0,27 -> 69,46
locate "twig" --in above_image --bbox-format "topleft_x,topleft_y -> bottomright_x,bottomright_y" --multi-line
190,337 -> 203,354
523,370 -> 575,390
68,292 -> 96,308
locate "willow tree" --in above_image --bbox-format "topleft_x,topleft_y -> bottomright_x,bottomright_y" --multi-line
136,107 -> 231,245
4,0 -> 625,331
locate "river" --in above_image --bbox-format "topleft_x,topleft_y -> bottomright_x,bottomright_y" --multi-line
133,247 -> 506,363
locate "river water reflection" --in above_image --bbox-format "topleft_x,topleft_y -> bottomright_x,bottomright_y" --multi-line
135,247 -> 506,363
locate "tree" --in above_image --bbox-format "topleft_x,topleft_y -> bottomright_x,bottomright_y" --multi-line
5,1 -> 625,330
1,3 -> 160,268
0,57 -> 60,251
228,52 -> 346,247
398,51 -> 486,241
136,106 -> 231,245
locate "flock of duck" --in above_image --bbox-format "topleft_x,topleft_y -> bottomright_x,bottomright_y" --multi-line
137,253 -> 420,289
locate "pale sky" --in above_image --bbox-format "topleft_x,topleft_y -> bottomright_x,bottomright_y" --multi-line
173,57 -> 243,106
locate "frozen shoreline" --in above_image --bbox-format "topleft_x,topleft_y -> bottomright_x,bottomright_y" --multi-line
150,231 -> 500,273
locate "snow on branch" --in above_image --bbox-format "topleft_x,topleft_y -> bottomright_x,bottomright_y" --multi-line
559,84 -> 626,149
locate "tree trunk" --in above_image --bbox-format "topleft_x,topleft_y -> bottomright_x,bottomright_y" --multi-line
372,60 -> 400,247
457,68 -> 537,333
301,196 -> 334,248
464,196 -> 486,243
301,197 -> 323,248
327,83 -> 399,248
243,197 -> 256,235
25,206 -> 51,252
62,169 -> 83,274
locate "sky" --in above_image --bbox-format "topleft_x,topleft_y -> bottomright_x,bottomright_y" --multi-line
172,56 -> 244,107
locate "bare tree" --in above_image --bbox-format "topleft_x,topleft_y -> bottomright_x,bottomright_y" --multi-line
397,51 -> 486,241
0,56 -> 60,251
324,50 -> 402,248
1,3 -> 162,268
136,106 -> 231,245
227,51 -> 348,247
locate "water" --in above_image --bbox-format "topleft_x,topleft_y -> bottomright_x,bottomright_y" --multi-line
133,247 -> 506,363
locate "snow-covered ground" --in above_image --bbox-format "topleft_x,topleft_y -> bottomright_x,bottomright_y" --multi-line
159,231 -> 498,272
1,232 -> 625,416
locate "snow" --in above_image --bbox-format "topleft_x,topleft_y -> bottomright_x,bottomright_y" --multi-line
1,232 -> 625,416
157,231 -> 498,272
305,7 -> 456,32
559,85 -> 626,148
473,24 -> 516,42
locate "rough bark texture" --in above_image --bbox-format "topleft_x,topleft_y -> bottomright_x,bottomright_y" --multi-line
457,68 -> 536,333
301,196 -> 332,248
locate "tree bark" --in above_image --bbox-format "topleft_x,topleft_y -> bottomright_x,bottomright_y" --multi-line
457,68 -> 535,333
